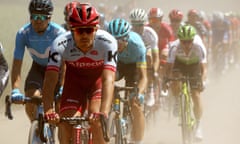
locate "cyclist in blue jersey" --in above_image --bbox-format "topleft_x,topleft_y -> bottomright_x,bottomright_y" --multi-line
108,18 -> 148,144
129,8 -> 159,107
0,42 -> 9,98
10,0 -> 66,122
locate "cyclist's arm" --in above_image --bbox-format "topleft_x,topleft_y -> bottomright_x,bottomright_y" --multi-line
137,63 -> 148,95
100,69 -> 116,115
11,59 -> 22,89
152,48 -> 160,74
42,70 -> 59,112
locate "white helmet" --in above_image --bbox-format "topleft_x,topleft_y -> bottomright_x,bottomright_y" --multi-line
129,8 -> 147,22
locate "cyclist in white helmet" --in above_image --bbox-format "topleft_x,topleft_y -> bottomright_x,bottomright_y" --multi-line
129,8 -> 159,107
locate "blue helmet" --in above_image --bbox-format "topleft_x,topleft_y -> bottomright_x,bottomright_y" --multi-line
108,18 -> 131,38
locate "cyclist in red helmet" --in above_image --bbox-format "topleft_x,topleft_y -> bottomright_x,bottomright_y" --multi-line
43,2 -> 117,144
168,9 -> 184,39
147,7 -> 175,96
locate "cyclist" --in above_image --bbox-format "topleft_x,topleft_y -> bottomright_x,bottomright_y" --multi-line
164,25 -> 207,141
42,3 -> 117,144
108,18 -> 147,144
210,11 -> 231,73
129,8 -> 159,107
185,9 -> 208,47
99,13 -> 109,31
10,0 -> 66,122
0,42 -> 9,98
168,9 -> 184,40
147,7 -> 175,92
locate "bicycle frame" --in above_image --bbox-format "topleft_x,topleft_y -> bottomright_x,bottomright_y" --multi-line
178,77 -> 195,144
108,85 -> 136,144
166,76 -> 196,144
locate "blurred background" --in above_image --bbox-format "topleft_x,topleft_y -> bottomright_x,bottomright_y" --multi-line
0,0 -> 239,144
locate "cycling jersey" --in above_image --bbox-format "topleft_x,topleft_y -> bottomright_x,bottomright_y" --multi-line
14,22 -> 66,66
168,42 -> 207,65
211,19 -> 231,47
141,26 -> 158,52
170,35 -> 206,54
148,22 -> 175,51
118,31 -> 147,67
117,31 -> 147,86
47,29 -> 118,113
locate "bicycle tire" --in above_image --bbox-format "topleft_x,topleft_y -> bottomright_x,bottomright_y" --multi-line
28,120 -> 42,144
108,111 -> 124,144
180,93 -> 194,144
28,120 -> 55,144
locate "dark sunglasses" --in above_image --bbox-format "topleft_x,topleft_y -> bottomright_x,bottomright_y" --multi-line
71,27 -> 96,34
31,14 -> 50,21
116,35 -> 129,42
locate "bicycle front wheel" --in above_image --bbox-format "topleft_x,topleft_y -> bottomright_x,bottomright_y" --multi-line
180,94 -> 194,144
28,120 -> 43,144
28,120 -> 55,144
108,111 -> 124,144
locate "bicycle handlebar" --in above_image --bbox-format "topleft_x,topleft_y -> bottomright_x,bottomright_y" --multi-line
5,95 -> 43,120
60,116 -> 110,142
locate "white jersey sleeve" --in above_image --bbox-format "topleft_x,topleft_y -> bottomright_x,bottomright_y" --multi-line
142,26 -> 159,51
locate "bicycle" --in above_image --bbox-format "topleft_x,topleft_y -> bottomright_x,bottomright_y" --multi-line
60,114 -> 109,144
5,95 -> 55,144
165,76 -> 197,144
108,85 -> 137,144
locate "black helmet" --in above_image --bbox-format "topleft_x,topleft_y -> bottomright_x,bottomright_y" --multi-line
29,0 -> 54,15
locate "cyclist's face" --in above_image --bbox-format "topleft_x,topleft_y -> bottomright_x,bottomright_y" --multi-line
131,22 -> 144,35
30,13 -> 51,34
71,26 -> 98,52
170,20 -> 181,32
180,40 -> 193,49
116,35 -> 129,52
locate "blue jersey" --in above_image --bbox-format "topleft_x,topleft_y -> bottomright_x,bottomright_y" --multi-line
118,31 -> 147,68
14,22 -> 66,66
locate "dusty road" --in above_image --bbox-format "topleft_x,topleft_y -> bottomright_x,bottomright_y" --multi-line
1,68 -> 240,144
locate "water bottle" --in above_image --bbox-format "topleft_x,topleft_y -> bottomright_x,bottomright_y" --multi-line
73,125 -> 81,144
114,98 -> 120,112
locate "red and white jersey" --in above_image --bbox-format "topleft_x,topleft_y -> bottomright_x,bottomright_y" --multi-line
47,29 -> 118,85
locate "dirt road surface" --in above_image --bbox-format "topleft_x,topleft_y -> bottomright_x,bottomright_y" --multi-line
1,68 -> 240,144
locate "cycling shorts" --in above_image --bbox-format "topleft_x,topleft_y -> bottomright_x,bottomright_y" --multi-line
172,61 -> 202,90
59,77 -> 102,114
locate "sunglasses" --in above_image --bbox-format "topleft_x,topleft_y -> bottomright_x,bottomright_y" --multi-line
132,23 -> 144,27
116,35 -> 129,42
71,27 -> 96,34
31,14 -> 50,21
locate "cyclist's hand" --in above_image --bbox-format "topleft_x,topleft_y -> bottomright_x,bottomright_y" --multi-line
44,110 -> 60,124
130,93 -> 144,105
153,71 -> 159,79
137,93 -> 144,104
11,88 -> 24,104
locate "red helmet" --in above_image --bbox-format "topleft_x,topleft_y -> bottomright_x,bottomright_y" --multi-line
64,1 -> 79,22
169,9 -> 183,21
68,3 -> 99,28
188,9 -> 199,17
148,7 -> 164,18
